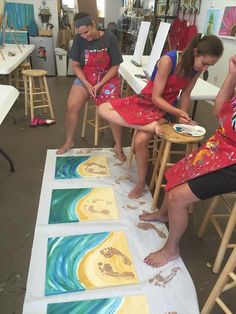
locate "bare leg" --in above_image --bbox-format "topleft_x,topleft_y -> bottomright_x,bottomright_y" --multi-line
109,122 -> 126,161
144,183 -> 200,267
128,131 -> 154,199
98,102 -> 162,134
57,85 -> 89,154
139,192 -> 169,222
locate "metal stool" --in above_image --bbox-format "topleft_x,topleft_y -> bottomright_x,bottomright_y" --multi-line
150,123 -> 204,210
201,247 -> 236,314
81,100 -> 110,146
22,69 -> 55,121
198,194 -> 236,273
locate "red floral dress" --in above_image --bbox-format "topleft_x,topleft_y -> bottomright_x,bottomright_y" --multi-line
165,96 -> 236,191
110,51 -> 194,124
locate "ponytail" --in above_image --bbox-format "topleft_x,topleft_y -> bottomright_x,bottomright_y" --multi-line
177,33 -> 224,77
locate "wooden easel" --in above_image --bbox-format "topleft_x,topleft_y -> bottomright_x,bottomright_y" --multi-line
5,12 -> 23,52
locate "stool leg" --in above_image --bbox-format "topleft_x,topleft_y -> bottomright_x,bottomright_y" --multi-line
198,195 -> 221,238
43,76 -> 55,119
23,75 -> 28,116
149,139 -> 165,191
39,76 -> 47,114
29,77 -> 34,121
212,201 -> 236,273
151,141 -> 171,210
81,101 -> 88,138
127,130 -> 137,169
201,247 -> 236,314
94,107 -> 99,146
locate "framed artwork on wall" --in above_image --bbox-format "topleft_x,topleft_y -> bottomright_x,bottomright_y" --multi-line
204,8 -> 220,35
219,6 -> 236,38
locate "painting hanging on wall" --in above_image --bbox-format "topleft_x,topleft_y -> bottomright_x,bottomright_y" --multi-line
204,8 -> 220,35
55,155 -> 110,179
47,295 -> 150,314
219,6 -> 236,37
45,231 -> 138,296
48,187 -> 119,223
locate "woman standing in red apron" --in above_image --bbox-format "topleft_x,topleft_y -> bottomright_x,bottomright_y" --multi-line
140,55 -> 236,268
57,12 -> 124,158
99,34 -> 223,198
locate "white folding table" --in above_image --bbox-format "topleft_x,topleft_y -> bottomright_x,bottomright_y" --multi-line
0,84 -> 20,171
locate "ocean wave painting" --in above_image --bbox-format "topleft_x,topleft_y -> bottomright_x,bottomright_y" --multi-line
48,188 -> 119,224
55,155 -> 110,179
47,295 -> 150,314
45,231 -> 138,296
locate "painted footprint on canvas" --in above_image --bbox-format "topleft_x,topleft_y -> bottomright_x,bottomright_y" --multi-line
45,231 -> 138,295
47,295 -> 150,314
55,155 -> 110,179
49,188 -> 119,223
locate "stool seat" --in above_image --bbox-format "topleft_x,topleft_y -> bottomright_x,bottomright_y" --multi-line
22,69 -> 48,77
20,62 -> 31,70
150,123 -> 204,210
159,123 -> 205,143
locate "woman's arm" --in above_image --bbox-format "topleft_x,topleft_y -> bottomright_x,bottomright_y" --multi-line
151,56 -> 190,120
178,72 -> 201,123
214,55 -> 236,115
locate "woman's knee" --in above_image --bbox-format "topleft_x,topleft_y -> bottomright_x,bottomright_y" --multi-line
134,132 -> 153,150
166,184 -> 197,209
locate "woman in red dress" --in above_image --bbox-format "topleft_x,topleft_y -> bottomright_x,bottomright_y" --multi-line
140,55 -> 236,268
57,12 -> 124,158
98,34 -> 223,198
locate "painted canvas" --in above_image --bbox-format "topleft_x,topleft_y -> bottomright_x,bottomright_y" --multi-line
45,231 -> 138,296
48,188 -> 119,223
219,6 -> 236,37
204,9 -> 220,35
55,155 -> 110,179
47,295 -> 150,314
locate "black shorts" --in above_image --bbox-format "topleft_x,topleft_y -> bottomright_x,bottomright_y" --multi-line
188,163 -> 236,200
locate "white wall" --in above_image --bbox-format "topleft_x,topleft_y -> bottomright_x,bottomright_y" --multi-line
104,0 -> 121,28
6,0 -> 59,47
196,0 -> 236,87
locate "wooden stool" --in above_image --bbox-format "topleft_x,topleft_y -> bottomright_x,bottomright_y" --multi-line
150,123 -> 204,210
9,61 -> 31,93
22,69 -> 55,121
81,100 -> 110,146
198,195 -> 236,273
201,246 -> 236,314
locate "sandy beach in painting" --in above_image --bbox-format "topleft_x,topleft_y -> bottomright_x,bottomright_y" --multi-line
78,155 -> 110,177
77,231 -> 138,289
117,295 -> 150,313
77,188 -> 119,220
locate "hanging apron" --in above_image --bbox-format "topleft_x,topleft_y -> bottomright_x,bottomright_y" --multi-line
82,43 -> 120,106
165,96 -> 236,191
110,70 -> 192,125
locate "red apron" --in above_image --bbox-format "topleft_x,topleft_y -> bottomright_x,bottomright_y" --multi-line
82,46 -> 120,106
165,96 -> 236,191
110,72 -> 192,125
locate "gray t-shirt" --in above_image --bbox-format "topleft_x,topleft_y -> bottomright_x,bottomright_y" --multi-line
70,30 -> 123,68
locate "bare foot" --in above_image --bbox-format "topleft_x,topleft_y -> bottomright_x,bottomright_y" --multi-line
56,142 -> 74,155
139,209 -> 168,223
128,184 -> 145,199
113,144 -> 126,161
144,247 -> 180,267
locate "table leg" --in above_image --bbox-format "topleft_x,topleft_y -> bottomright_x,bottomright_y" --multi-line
0,147 -> 15,172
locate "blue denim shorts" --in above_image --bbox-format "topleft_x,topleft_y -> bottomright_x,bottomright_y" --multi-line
73,78 -> 85,87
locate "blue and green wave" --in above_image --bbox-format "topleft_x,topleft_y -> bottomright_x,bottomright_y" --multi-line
55,156 -> 90,179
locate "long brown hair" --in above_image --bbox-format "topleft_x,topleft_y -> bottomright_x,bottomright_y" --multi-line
177,34 -> 224,77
